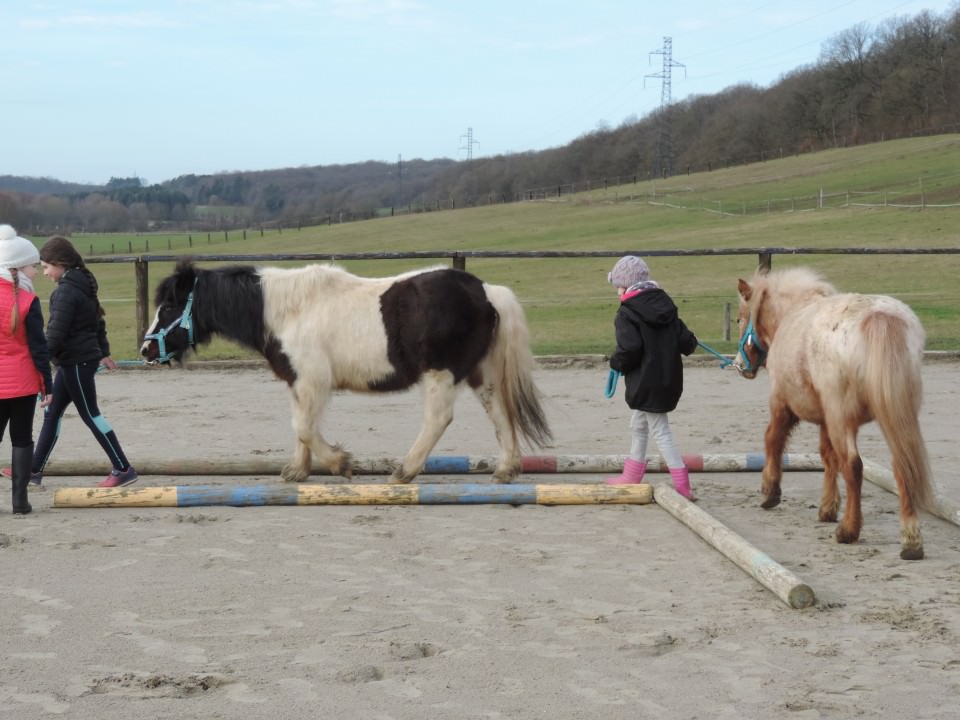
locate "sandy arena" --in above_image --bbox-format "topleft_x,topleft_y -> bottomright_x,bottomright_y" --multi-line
1,357 -> 958,719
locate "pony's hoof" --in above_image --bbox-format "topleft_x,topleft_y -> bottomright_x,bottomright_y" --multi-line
492,471 -> 516,484
835,526 -> 860,544
900,546 -> 924,561
330,448 -> 353,479
280,464 -> 308,483
760,493 -> 781,509
389,470 -> 414,484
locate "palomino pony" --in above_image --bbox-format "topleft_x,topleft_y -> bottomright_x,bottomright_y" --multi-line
735,267 -> 932,560
141,260 -> 553,484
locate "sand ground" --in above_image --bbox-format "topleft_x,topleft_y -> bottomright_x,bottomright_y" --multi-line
1,358 -> 958,719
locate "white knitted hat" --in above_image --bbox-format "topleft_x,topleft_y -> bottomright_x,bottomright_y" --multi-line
0,224 -> 40,269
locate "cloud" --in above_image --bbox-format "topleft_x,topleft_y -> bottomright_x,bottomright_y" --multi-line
16,9 -> 181,32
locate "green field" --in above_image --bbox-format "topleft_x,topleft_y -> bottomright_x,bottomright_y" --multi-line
40,134 -> 960,360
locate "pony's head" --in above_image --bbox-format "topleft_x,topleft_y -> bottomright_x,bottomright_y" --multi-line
735,267 -> 836,378
735,275 -> 768,379
140,259 -> 200,364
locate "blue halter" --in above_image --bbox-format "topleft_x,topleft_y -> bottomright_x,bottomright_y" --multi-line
144,284 -> 196,363
735,318 -> 767,374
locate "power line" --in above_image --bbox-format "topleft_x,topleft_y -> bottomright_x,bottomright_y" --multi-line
646,36 -> 686,178
460,127 -> 479,162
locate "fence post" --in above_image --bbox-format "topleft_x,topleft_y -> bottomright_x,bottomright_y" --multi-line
453,254 -> 466,271
758,252 -> 772,274
135,259 -> 149,353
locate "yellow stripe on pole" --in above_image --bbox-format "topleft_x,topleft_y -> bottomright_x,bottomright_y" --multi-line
296,484 -> 420,505
52,486 -> 180,508
535,483 -> 652,505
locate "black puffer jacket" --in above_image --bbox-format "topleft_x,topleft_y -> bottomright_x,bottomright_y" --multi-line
609,287 -> 698,412
45,268 -> 110,366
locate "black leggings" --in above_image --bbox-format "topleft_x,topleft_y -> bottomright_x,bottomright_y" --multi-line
33,361 -> 131,473
0,394 -> 39,449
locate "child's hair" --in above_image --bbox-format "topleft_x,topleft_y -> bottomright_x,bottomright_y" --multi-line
7,268 -> 23,335
40,235 -> 106,318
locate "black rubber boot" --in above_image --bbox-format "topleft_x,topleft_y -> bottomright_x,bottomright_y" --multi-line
12,444 -> 33,515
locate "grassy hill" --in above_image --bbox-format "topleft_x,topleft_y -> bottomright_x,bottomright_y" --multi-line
46,134 -> 960,360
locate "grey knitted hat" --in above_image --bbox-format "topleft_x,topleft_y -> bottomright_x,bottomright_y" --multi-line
608,255 -> 650,288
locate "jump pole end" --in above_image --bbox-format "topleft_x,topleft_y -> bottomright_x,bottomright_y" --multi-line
652,483 -> 816,610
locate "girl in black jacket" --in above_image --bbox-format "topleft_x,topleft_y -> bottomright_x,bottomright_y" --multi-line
30,236 -> 137,488
606,256 -> 698,498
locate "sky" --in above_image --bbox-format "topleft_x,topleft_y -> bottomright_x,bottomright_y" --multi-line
3,0 -> 957,185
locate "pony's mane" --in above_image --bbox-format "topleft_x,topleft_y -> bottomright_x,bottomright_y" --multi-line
743,267 -> 837,344
200,265 -> 269,351
756,267 -> 836,306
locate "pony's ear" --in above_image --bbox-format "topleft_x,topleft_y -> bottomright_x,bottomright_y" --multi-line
737,278 -> 753,302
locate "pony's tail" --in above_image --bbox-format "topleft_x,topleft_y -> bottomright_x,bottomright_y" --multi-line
482,284 -> 553,449
862,308 -> 933,513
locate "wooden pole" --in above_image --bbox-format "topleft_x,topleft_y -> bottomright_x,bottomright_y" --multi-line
53,483 -> 653,508
653,484 -> 816,609
37,453 -> 823,477
861,458 -> 960,528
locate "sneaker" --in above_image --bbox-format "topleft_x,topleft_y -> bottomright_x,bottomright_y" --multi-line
2,467 -> 44,485
98,467 -> 138,488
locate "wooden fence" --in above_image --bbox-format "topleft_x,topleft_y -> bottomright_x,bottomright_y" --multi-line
87,247 -> 960,353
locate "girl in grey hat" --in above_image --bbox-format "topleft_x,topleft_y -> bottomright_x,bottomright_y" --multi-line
606,255 -> 698,499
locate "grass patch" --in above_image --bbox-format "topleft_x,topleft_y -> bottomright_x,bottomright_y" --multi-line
41,135 -> 960,360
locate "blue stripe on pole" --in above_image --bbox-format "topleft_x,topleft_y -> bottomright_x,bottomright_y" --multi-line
417,483 -> 539,504
177,485 -> 300,507
745,453 -> 766,471
424,456 -> 472,473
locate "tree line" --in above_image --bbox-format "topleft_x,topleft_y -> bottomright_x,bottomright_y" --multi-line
1,6 -> 958,235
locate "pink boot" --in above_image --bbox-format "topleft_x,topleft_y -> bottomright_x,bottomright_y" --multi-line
669,467 -> 694,499
606,458 -> 646,485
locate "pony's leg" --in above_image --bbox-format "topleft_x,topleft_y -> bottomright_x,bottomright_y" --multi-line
472,381 -> 521,484
391,370 -> 458,484
282,382 -> 352,483
817,426 -> 841,523
760,401 -> 798,509
829,421 -> 864,545
896,471 -> 925,560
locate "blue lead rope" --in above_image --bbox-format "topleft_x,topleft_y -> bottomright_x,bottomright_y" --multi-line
605,341 -> 733,397
697,341 -> 734,368
604,369 -> 621,398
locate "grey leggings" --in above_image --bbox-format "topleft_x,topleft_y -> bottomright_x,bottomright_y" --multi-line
628,410 -> 684,468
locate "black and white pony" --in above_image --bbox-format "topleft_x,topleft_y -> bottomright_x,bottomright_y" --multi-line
141,260 -> 553,484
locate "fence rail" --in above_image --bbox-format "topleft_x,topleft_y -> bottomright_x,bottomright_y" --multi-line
86,247 -> 960,355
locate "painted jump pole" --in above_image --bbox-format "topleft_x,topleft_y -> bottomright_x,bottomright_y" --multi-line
53,482 -> 654,509
862,458 -> 960,528
653,483 -> 816,610
40,452 -> 824,477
